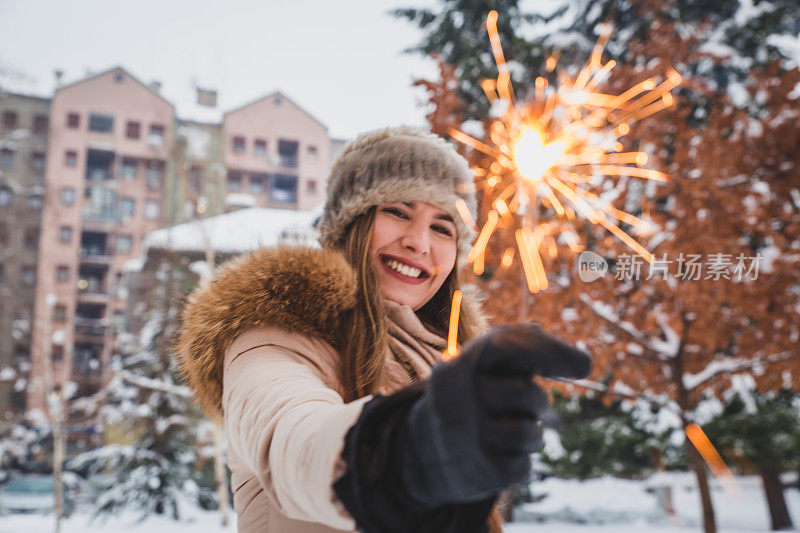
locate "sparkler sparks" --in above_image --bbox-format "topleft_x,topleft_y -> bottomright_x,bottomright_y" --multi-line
685,423 -> 743,500
444,289 -> 463,360
453,11 -> 682,293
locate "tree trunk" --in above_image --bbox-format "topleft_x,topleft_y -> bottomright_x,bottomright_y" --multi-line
214,423 -> 229,527
52,406 -> 65,533
759,467 -> 794,530
686,438 -> 716,533
671,314 -> 717,533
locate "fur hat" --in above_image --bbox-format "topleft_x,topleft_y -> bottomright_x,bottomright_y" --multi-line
317,127 -> 477,259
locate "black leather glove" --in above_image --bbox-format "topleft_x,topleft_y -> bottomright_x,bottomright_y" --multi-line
333,324 -> 592,533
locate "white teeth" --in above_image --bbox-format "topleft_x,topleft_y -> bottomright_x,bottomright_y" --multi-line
385,258 -> 423,278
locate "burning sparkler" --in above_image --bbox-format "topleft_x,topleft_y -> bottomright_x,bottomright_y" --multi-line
452,10 -> 682,294
685,423 -> 743,500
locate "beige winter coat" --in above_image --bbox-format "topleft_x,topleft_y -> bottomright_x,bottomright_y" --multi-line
176,246 -> 485,533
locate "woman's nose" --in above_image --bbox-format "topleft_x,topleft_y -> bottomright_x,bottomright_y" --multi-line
400,221 -> 430,255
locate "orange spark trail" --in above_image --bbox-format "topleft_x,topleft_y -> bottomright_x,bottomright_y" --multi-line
686,423 -> 743,500
444,289 -> 463,360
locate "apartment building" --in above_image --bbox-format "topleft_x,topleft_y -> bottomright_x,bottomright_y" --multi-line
28,67 -> 174,412
20,68 -> 332,417
0,92 -> 50,417
223,92 -> 329,211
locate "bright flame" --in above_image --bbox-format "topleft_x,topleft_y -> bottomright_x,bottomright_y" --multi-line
513,128 -> 566,181
447,11 -> 680,294
444,289 -> 462,360
685,423 -> 743,500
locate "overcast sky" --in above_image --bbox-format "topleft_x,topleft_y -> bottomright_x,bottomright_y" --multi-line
0,0 -> 444,140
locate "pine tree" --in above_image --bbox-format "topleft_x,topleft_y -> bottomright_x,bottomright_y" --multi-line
703,388 -> 800,530
69,258 -> 204,519
540,391 -> 682,480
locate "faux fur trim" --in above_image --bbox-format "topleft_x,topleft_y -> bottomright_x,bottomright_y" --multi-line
175,246 -> 357,422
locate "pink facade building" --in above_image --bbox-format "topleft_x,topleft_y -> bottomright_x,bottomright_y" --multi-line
25,68 -> 331,415
29,67 -> 174,412
222,92 -> 329,212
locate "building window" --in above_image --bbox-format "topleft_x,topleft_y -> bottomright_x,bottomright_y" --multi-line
278,139 -> 299,168
83,187 -> 116,220
55,265 -> 70,282
88,113 -> 114,133
306,179 -> 317,196
122,159 -> 137,180
86,149 -> 114,182
249,174 -> 266,194
67,112 -> 80,129
119,197 -> 135,220
24,226 -> 39,250
65,150 -> 77,167
0,223 -> 7,245
232,136 -> 246,154
33,114 -> 48,135
149,124 -> 165,147
116,234 -> 133,254
307,145 -> 318,163
146,162 -> 162,190
53,305 -> 67,322
21,265 -> 35,285
271,174 -> 298,203
126,121 -> 141,139
2,111 -> 18,129
31,152 -> 46,175
59,225 -> 73,244
0,149 -> 14,171
188,166 -> 203,194
28,194 -> 43,210
60,187 -> 76,206
254,139 -> 267,156
51,345 -> 64,362
0,264 -> 4,283
144,200 -> 160,220
0,186 -> 11,206
227,171 -> 243,192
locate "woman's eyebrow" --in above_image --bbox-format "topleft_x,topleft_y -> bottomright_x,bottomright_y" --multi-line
402,201 -> 454,222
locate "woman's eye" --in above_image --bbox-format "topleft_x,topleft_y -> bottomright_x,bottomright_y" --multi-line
432,224 -> 454,237
382,207 -> 408,219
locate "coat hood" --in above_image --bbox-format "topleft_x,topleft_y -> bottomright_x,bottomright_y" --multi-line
176,246 -> 357,422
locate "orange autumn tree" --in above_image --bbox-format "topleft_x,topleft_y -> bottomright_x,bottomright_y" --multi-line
411,10 -> 800,533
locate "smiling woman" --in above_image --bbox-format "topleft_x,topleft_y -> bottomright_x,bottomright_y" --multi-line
176,127 -> 591,533
371,201 -> 458,310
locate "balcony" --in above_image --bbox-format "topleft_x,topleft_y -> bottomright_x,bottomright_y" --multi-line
78,280 -> 109,304
74,318 -> 110,339
79,246 -> 112,265
278,155 -> 298,168
278,139 -> 299,169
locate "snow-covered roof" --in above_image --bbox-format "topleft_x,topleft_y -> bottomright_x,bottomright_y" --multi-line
0,66 -> 55,99
160,78 -> 224,124
141,207 -> 318,256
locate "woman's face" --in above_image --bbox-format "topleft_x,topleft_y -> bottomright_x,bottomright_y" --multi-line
370,201 -> 458,310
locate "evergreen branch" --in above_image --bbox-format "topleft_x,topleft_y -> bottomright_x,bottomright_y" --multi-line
549,376 -> 678,413
578,294 -> 673,361
683,351 -> 798,391
118,370 -> 192,399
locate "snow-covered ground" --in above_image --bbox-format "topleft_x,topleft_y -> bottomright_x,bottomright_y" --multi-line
2,473 -> 798,532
